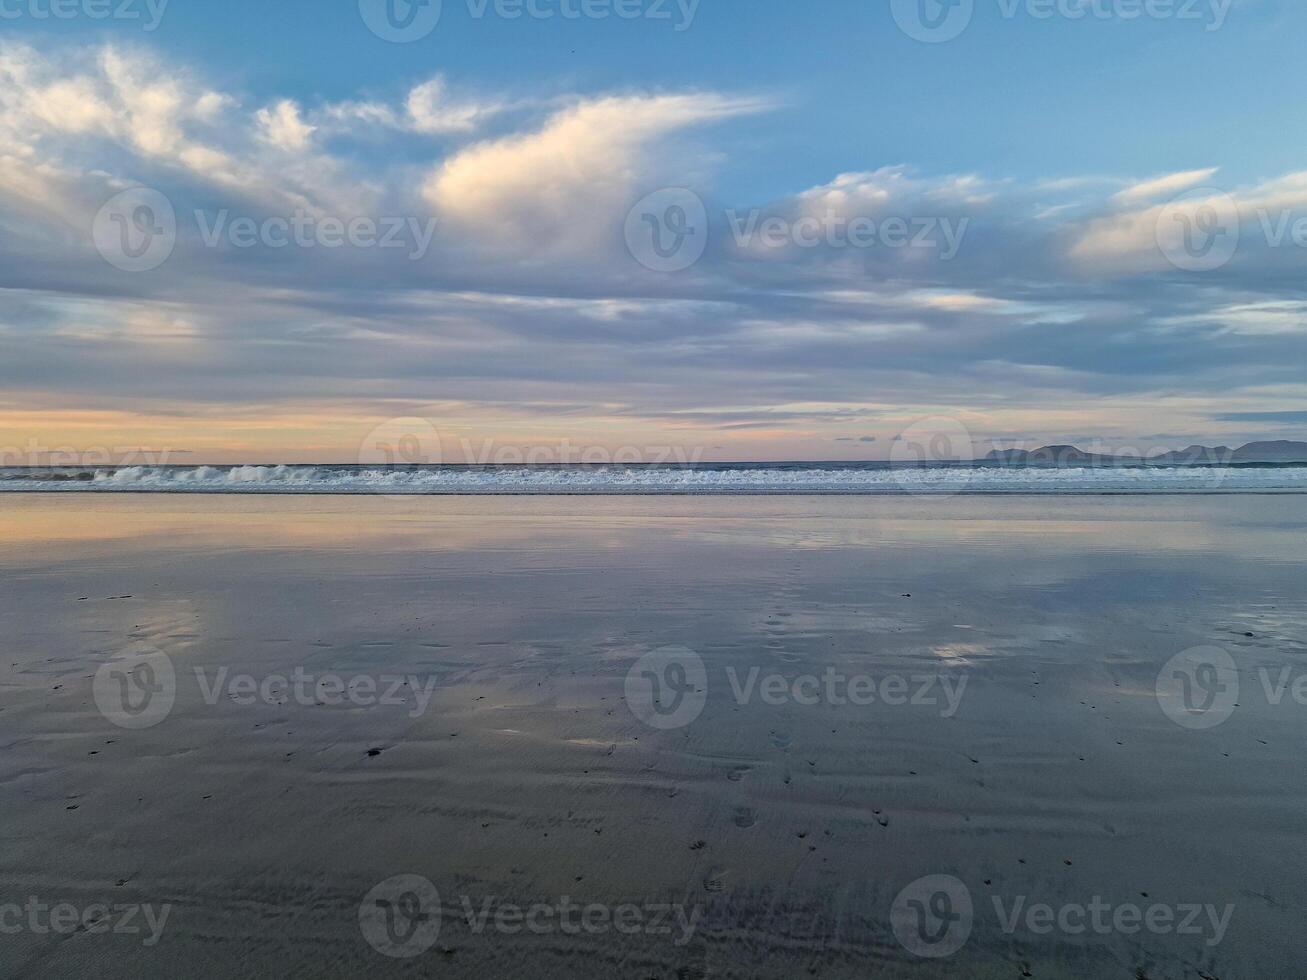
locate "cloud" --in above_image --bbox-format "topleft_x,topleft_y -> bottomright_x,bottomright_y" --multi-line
318,75 -> 507,137
423,93 -> 771,253
1111,168 -> 1219,206
0,43 -> 324,211
256,100 -> 316,152
0,44 -> 228,164
3,39 -> 1307,459
1214,411 -> 1307,423
1165,301 -> 1307,336
405,78 -> 502,134
1070,170 -> 1307,274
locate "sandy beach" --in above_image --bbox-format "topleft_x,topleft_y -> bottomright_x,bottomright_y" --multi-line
2,494 -> 1305,978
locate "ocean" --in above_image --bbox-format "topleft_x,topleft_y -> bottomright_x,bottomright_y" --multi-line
3,461 -> 1307,493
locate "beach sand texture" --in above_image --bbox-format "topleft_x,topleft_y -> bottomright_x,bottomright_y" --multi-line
2,494 -> 1304,978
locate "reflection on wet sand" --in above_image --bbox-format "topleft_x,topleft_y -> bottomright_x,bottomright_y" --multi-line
2,495 -> 1305,977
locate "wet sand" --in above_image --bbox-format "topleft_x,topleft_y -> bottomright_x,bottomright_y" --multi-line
2,494 -> 1305,978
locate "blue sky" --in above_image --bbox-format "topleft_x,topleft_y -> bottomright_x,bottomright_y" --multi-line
27,0 -> 1297,190
1,0 -> 1306,461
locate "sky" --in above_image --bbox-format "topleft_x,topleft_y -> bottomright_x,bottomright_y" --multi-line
2,0 -> 1306,464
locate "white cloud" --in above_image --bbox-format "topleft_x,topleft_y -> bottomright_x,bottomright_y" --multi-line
792,168 -> 996,214
423,93 -> 771,253
1069,205 -> 1174,269
0,44 -> 242,187
318,76 -> 506,137
1111,167 -> 1219,206
1165,301 -> 1307,336
406,78 -> 500,134
256,100 -> 316,152
0,43 -> 379,216
1070,171 -> 1307,273
25,76 -> 112,134
97,47 -> 199,157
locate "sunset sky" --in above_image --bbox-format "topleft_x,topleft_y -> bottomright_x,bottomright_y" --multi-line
3,0 -> 1307,464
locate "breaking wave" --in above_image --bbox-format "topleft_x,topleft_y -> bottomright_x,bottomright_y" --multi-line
2,463 -> 1306,494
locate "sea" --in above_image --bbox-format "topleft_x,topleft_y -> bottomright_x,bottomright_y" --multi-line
2,461 -> 1306,493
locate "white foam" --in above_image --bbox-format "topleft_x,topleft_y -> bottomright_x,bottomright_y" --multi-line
1,464 -> 1305,494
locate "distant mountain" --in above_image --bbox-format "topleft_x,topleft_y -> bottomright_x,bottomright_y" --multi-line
985,441 -> 1307,466
1147,445 -> 1234,465
1151,441 -> 1307,464
1231,440 -> 1307,462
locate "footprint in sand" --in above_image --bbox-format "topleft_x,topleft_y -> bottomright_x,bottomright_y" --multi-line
703,866 -> 732,892
733,806 -> 757,828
